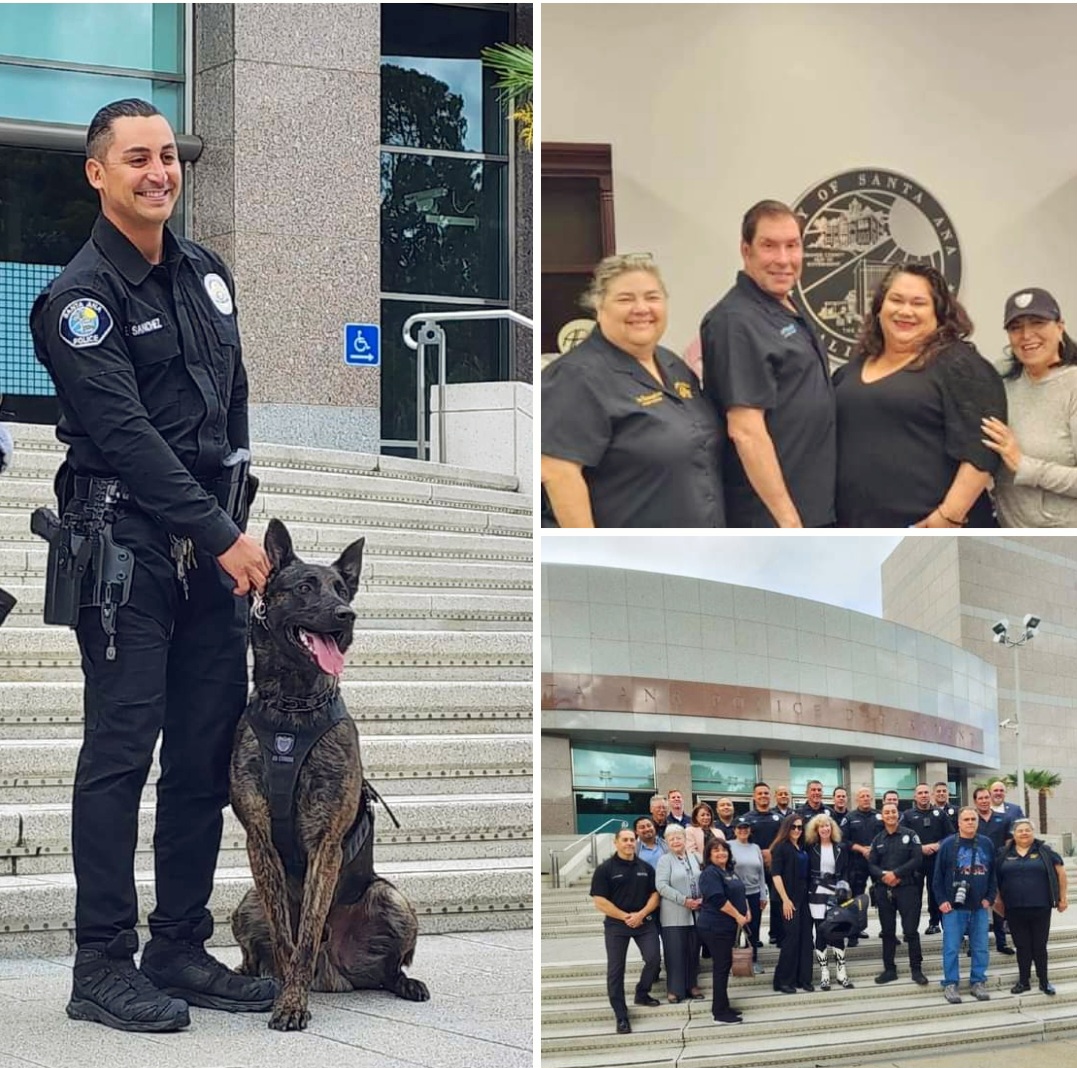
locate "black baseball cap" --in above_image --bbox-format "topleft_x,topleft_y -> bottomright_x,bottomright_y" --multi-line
1004,287 -> 1062,328
734,816 -> 752,828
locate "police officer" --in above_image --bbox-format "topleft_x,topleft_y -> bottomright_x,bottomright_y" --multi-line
744,782 -> 784,946
591,826 -> 662,1035
29,99 -> 275,1032
844,787 -> 883,946
830,786 -> 851,834
900,782 -> 954,935
934,782 -> 958,826
797,780 -> 832,827
869,801 -> 928,986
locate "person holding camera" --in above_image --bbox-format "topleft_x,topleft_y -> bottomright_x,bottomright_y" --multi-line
933,807 -> 998,1004
868,801 -> 928,986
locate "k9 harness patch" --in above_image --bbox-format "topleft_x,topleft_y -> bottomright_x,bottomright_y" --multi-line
59,299 -> 114,348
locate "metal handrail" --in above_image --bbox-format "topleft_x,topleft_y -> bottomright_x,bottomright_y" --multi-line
548,817 -> 627,889
401,309 -> 534,462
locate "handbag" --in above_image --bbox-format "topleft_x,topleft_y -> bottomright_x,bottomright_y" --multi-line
731,926 -> 754,978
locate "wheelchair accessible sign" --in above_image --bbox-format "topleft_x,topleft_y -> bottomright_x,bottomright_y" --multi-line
344,323 -> 380,367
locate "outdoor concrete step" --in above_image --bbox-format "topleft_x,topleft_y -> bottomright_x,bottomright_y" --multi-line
0,545 -> 532,589
0,734 -> 533,803
0,679 -> 533,738
0,583 -> 531,629
4,452 -> 532,516
0,857 -> 533,955
7,422 -> 523,493
0,627 -> 531,683
0,478 -> 532,539
0,511 -> 532,563
0,793 -> 533,874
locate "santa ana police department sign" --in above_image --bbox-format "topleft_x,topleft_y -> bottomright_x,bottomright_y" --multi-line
791,169 -> 963,363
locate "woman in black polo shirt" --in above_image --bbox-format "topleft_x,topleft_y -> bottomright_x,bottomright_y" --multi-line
995,818 -> 1068,995
541,254 -> 725,527
696,838 -> 749,1024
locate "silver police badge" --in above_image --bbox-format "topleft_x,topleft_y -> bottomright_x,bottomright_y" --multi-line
203,272 -> 234,315
791,169 -> 963,365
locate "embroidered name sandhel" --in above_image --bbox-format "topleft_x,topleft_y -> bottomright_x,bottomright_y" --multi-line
59,298 -> 114,348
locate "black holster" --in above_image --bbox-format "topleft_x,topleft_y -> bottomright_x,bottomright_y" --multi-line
205,451 -> 257,531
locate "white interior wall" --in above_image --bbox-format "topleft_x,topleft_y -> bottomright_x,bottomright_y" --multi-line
542,3 -> 1077,358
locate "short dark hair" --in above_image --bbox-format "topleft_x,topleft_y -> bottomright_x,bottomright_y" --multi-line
633,816 -> 654,835
934,782 -> 949,790
741,199 -> 799,244
753,781 -> 770,791
973,787 -> 990,801
86,98 -> 163,160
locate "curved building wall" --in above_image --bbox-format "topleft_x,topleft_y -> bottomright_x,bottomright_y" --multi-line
541,563 -> 999,834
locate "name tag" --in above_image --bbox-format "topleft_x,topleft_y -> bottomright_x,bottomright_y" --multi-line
780,323 -> 797,339
129,317 -> 163,337
635,391 -> 664,407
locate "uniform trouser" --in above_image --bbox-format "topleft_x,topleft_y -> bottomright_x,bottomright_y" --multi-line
746,892 -> 762,961
604,919 -> 660,1018
698,928 -> 735,1015
921,854 -> 942,926
773,899 -> 813,989
71,509 -> 248,948
765,871 -> 785,943
992,910 -> 1010,948
1007,906 -> 1052,985
659,924 -> 699,999
849,859 -> 871,933
941,907 -> 989,986
877,884 -> 923,971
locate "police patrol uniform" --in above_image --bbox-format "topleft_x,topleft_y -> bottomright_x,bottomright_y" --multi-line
868,826 -> 925,977
30,215 -> 251,952
900,804 -> 955,930
700,271 -> 837,527
745,807 -> 784,945
541,328 -> 725,527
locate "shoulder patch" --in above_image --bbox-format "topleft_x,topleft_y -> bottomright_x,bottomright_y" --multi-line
59,299 -> 113,349
203,272 -> 234,315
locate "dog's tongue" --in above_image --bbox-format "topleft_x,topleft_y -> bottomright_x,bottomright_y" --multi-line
302,630 -> 345,677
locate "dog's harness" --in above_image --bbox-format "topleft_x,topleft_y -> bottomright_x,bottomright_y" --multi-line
243,690 -> 394,880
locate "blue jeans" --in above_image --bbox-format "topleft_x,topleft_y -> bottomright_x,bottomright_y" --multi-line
941,907 -> 990,986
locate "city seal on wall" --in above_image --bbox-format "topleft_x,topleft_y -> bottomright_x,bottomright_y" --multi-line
791,169 -> 962,364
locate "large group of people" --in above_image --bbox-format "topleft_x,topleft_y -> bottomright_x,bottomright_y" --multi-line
591,780 -> 1068,1031
542,199 -> 1077,528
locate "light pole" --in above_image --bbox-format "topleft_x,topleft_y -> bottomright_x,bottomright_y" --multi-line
992,614 -> 1041,814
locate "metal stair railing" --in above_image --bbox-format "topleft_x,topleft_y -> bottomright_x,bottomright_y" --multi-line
548,818 -> 627,889
402,309 -> 534,462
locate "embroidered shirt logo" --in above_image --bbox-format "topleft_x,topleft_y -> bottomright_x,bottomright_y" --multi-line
129,317 -> 163,337
203,272 -> 234,315
674,381 -> 694,399
780,323 -> 798,339
635,391 -> 664,407
59,298 -> 113,349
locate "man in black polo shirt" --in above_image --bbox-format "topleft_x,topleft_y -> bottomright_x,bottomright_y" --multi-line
744,782 -> 783,947
591,827 -> 661,1034
700,199 -> 836,527
974,786 -> 1016,954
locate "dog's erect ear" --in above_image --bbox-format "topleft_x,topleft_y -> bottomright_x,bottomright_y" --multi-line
264,518 -> 297,573
332,536 -> 365,600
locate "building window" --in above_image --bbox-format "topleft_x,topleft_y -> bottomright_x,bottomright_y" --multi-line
379,3 -> 511,458
571,742 -> 655,834
789,758 -> 843,798
690,751 -> 757,797
874,762 -> 918,800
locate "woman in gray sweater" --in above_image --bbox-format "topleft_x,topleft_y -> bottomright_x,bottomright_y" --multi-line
655,826 -> 703,1002
729,817 -> 768,974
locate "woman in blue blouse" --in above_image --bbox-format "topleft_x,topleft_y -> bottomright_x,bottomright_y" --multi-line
696,838 -> 749,1024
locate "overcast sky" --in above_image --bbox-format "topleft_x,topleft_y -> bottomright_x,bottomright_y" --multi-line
542,534 -> 906,617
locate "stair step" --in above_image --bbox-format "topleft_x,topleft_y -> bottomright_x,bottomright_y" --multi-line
0,858 -> 533,955
0,734 -> 532,802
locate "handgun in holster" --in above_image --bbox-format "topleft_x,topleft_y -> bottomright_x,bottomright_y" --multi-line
209,448 -> 257,531
31,507 -> 91,627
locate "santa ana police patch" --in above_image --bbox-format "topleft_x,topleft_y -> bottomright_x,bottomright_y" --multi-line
791,168 -> 963,365
203,272 -> 233,315
59,298 -> 113,348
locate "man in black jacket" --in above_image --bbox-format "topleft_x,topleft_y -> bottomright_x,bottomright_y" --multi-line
591,827 -> 662,1034
30,99 -> 274,1032
900,782 -> 955,935
869,801 -> 928,986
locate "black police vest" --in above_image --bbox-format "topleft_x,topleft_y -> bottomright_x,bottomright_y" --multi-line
243,692 -> 373,882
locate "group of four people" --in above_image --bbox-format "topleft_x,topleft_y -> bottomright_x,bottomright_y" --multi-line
542,200 -> 1077,528
591,781 -> 1067,1031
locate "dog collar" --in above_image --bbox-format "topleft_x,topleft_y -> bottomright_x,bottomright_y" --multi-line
260,688 -> 339,714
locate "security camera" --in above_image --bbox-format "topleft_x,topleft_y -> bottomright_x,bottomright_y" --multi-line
1023,614 -> 1041,633
992,620 -> 1009,643
1000,718 -> 1014,728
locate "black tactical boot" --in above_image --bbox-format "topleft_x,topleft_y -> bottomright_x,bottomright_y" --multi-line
140,937 -> 277,1012
66,930 -> 190,1032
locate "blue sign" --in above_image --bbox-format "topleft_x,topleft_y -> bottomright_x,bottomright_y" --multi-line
344,323 -> 380,367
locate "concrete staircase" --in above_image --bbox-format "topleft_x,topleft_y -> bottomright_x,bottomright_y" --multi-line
0,424 -> 533,954
541,863 -> 1077,1067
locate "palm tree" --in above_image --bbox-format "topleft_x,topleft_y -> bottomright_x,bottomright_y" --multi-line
481,43 -> 533,149
1022,770 -> 1063,834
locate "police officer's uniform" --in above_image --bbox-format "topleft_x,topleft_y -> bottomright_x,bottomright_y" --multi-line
868,825 -> 925,978
542,328 -> 725,527
744,807 -> 784,944
845,806 -> 884,941
700,271 -> 837,527
900,803 -> 955,931
30,215 -> 252,953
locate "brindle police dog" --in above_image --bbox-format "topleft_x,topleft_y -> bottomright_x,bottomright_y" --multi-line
229,519 -> 429,1031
